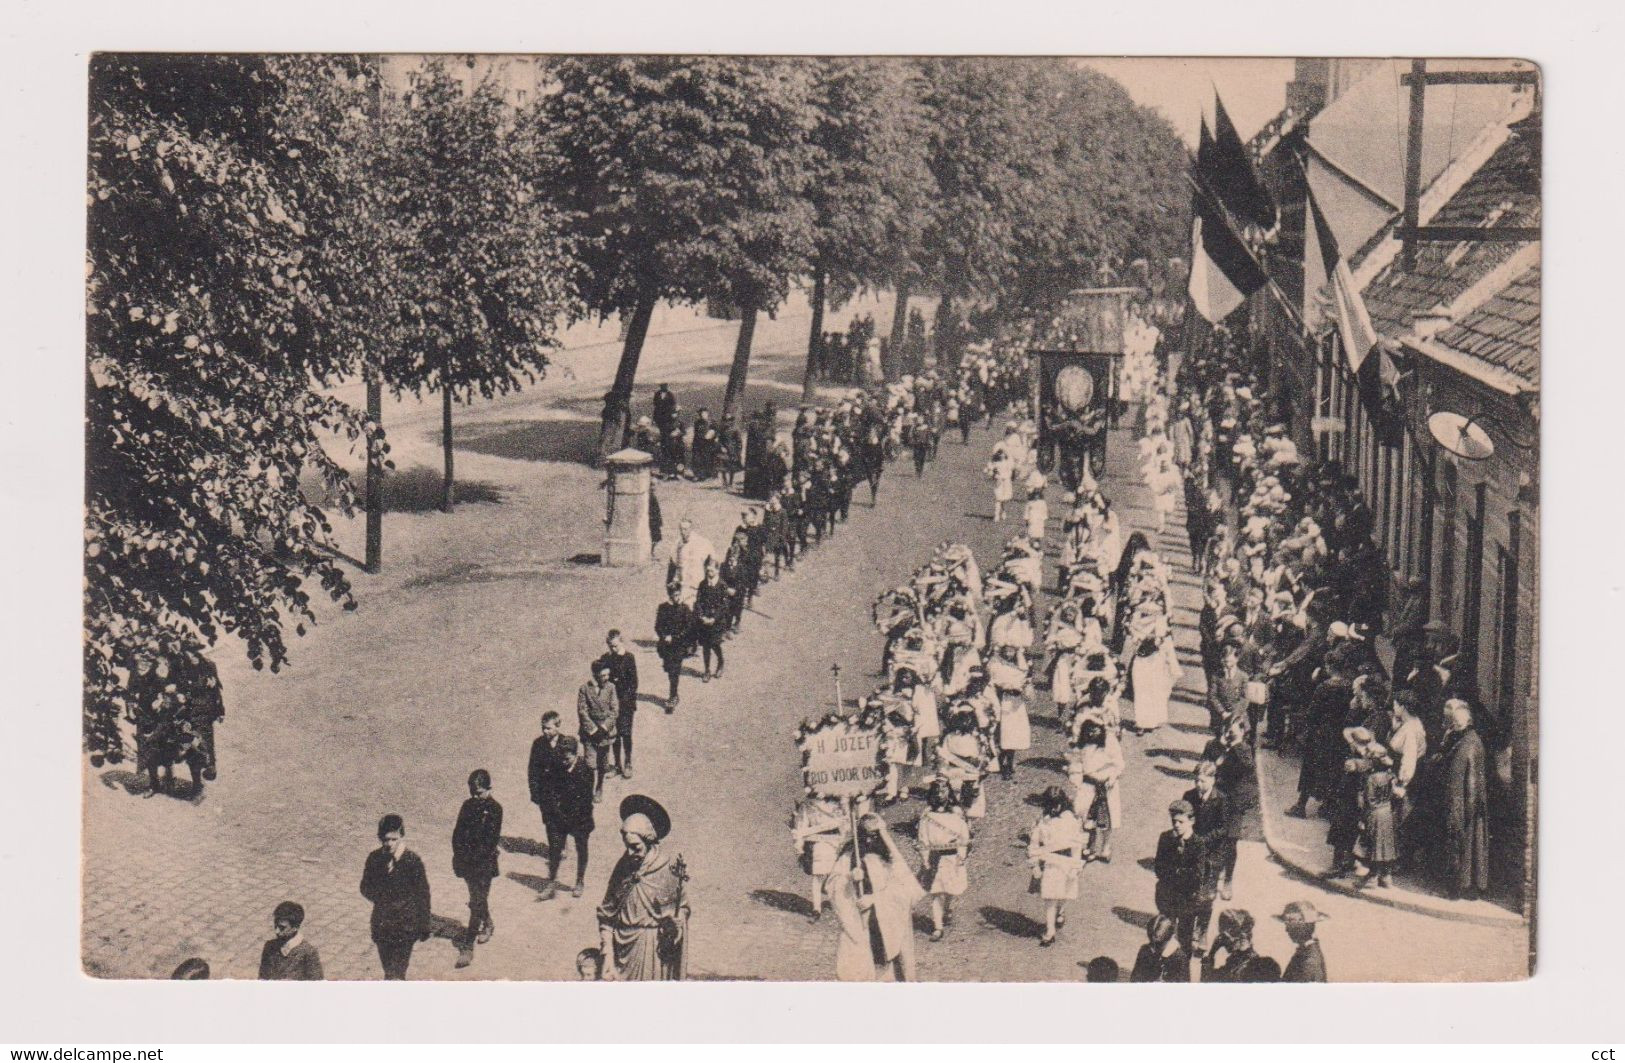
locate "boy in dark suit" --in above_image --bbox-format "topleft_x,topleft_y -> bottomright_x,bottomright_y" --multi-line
654,582 -> 693,711
1153,799 -> 1213,955
359,814 -> 432,980
595,630 -> 640,780
257,901 -> 323,980
452,769 -> 503,960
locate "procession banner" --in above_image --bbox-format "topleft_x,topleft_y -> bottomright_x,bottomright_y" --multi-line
797,709 -> 886,800
1028,349 -> 1118,475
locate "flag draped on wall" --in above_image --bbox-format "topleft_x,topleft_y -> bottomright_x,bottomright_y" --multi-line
1308,188 -> 1406,446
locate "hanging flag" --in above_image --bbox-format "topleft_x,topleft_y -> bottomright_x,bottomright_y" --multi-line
1197,116 -> 1217,181
1207,94 -> 1280,234
1188,182 -> 1269,324
1308,189 -> 1405,446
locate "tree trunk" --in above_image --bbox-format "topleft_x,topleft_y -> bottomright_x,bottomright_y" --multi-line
722,300 -> 760,420
889,280 -> 912,351
440,382 -> 455,514
599,296 -> 657,463
364,374 -> 383,572
934,291 -> 954,367
800,269 -> 827,404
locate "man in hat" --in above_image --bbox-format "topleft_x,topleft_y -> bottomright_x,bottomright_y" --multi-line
597,795 -> 688,981
1207,909 -> 1281,983
1276,900 -> 1329,982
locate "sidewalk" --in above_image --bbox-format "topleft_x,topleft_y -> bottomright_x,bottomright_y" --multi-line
1254,744 -> 1526,928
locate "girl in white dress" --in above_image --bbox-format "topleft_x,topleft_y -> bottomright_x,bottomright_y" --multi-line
1121,598 -> 1182,733
988,649 -> 1031,780
986,452 -> 1015,522
937,710 -> 989,819
1068,717 -> 1125,862
1027,786 -> 1086,947
790,795 -> 849,921
1024,482 -> 1049,544
916,779 -> 972,942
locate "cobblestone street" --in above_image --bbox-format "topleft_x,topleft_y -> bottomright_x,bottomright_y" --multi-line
82,342 -> 1528,982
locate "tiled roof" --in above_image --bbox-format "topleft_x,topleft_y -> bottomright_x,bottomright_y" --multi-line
1361,122 -> 1540,344
1435,263 -> 1540,387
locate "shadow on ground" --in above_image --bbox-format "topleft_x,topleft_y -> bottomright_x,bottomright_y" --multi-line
749,889 -> 815,918
456,418 -> 601,467
978,905 -> 1045,940
1112,905 -> 1155,929
299,465 -> 504,513
499,835 -> 549,859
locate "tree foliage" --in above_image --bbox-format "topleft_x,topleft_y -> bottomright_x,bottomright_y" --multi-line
801,58 -> 935,308
85,54 -> 376,760
377,60 -> 580,407
532,56 -> 819,422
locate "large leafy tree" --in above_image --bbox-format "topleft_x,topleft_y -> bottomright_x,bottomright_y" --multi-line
379,60 -> 580,510
798,58 -> 934,399
85,54 -> 377,764
533,56 -> 818,449
997,64 -> 1189,318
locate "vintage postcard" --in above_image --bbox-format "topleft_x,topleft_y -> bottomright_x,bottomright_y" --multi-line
82,54 -> 1538,984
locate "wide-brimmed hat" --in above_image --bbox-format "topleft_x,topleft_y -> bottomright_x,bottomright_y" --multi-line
1274,900 -> 1329,924
619,794 -> 672,840
1343,726 -> 1375,749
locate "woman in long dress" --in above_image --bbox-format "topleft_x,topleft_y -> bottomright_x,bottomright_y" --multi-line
825,813 -> 925,981
1121,599 -> 1181,733
916,779 -> 972,941
1027,786 -> 1086,947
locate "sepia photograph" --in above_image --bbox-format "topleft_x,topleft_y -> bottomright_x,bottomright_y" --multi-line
74,51 -> 1549,988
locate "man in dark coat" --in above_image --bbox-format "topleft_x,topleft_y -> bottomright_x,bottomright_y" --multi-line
1276,900 -> 1329,982
1289,647 -> 1356,819
451,769 -> 503,956
651,384 -> 677,437
654,582 -> 693,711
359,813 -> 432,980
595,630 -> 640,781
1438,700 -> 1491,900
1154,800 -> 1213,953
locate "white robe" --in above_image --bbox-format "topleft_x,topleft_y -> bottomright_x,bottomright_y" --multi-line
1124,638 -> 1180,730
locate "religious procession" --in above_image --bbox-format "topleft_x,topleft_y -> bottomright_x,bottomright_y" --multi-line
78,55 -> 1538,993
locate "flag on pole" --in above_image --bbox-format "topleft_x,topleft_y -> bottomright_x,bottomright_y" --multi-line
1208,94 -> 1280,234
1188,182 -> 1268,324
1308,188 -> 1406,446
